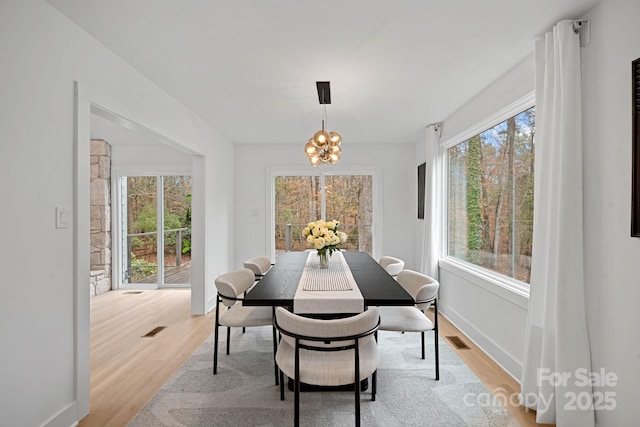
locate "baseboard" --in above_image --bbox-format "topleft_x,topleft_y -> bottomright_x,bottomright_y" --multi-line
41,401 -> 78,427
440,304 -> 523,383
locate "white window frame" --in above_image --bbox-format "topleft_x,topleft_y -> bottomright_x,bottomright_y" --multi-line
267,165 -> 383,261
439,92 -> 535,302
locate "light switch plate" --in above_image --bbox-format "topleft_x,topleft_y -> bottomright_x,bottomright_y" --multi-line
56,207 -> 71,229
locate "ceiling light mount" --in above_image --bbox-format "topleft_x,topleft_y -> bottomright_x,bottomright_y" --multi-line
316,81 -> 331,104
305,81 -> 342,166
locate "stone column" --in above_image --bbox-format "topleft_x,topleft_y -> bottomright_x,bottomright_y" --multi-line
90,139 -> 112,297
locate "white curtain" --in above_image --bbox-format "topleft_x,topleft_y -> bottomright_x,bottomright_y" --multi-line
419,124 -> 441,279
520,20 -> 594,426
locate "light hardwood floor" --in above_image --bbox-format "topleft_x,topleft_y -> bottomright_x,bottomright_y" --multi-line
80,289 -> 546,426
79,289 -> 215,427
430,308 -> 546,426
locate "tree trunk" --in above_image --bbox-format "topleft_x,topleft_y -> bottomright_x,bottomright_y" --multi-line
357,178 -> 373,253
492,117 -> 516,270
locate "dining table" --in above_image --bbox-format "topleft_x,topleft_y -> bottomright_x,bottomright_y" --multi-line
243,251 -> 414,312
244,250 -> 414,391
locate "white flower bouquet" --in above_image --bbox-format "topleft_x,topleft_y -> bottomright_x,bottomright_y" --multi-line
302,220 -> 348,267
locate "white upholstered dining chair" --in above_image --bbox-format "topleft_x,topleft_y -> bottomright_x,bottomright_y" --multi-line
274,306 -> 381,427
378,256 -> 405,278
213,268 -> 278,384
378,269 -> 440,380
241,255 -> 273,332
243,255 -> 273,282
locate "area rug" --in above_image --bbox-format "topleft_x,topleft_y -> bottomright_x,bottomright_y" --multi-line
129,326 -> 518,426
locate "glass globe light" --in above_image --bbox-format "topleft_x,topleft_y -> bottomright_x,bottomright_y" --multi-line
309,155 -> 321,166
313,129 -> 330,147
304,140 -> 318,155
329,131 -> 342,146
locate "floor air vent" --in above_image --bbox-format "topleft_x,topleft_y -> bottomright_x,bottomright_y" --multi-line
123,291 -> 144,294
446,335 -> 471,350
142,326 -> 166,338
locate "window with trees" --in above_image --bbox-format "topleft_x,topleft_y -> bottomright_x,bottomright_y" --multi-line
448,107 -> 535,283
274,174 -> 373,257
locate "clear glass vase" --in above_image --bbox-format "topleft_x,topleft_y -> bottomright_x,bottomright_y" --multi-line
318,251 -> 328,269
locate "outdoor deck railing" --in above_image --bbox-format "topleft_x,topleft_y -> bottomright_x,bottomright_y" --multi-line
277,223 -> 365,252
126,227 -> 189,282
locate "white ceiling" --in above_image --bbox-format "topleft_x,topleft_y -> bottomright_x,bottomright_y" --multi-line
48,0 -> 600,146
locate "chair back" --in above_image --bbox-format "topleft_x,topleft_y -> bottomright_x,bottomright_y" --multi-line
397,270 -> 439,310
215,268 -> 255,306
243,256 -> 272,276
378,256 -> 405,277
275,307 -> 380,350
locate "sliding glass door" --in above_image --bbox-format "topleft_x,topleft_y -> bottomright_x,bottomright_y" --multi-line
162,176 -> 192,285
118,175 -> 192,288
274,173 -> 375,259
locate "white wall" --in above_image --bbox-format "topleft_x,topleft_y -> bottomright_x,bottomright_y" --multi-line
111,144 -> 193,169
414,136 -> 427,267
0,1 -> 233,426
581,1 -> 640,425
234,143 -> 417,269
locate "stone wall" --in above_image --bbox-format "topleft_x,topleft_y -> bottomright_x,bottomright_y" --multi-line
90,139 -> 112,297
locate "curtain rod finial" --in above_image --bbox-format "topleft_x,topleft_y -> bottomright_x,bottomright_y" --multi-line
572,20 -> 590,46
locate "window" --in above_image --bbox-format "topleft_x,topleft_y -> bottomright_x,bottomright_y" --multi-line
447,107 -> 535,283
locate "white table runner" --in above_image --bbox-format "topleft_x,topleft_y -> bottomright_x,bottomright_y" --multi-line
293,251 -> 364,314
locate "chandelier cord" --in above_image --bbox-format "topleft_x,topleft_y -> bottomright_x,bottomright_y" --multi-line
323,104 -> 328,128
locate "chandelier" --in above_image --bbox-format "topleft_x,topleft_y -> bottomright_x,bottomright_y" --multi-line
304,81 -> 342,166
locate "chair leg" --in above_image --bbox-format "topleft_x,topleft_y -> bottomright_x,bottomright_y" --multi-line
372,371 -> 377,401
434,300 -> 440,381
294,376 -> 300,427
434,329 -> 440,380
241,283 -> 246,334
226,326 -> 231,355
373,329 -> 379,401
355,386 -> 361,427
242,291 -> 248,334
272,324 -> 279,386
272,307 -> 279,386
355,340 -> 361,427
213,301 -> 220,375
279,370 -> 285,401
421,331 -> 426,359
294,340 -> 300,427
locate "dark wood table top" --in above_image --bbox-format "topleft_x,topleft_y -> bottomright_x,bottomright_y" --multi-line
243,251 -> 414,308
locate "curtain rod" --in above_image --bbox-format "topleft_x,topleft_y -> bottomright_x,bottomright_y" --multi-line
572,19 -> 589,34
427,122 -> 443,137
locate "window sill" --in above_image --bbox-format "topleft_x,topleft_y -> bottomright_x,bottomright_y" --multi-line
438,257 -> 530,309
